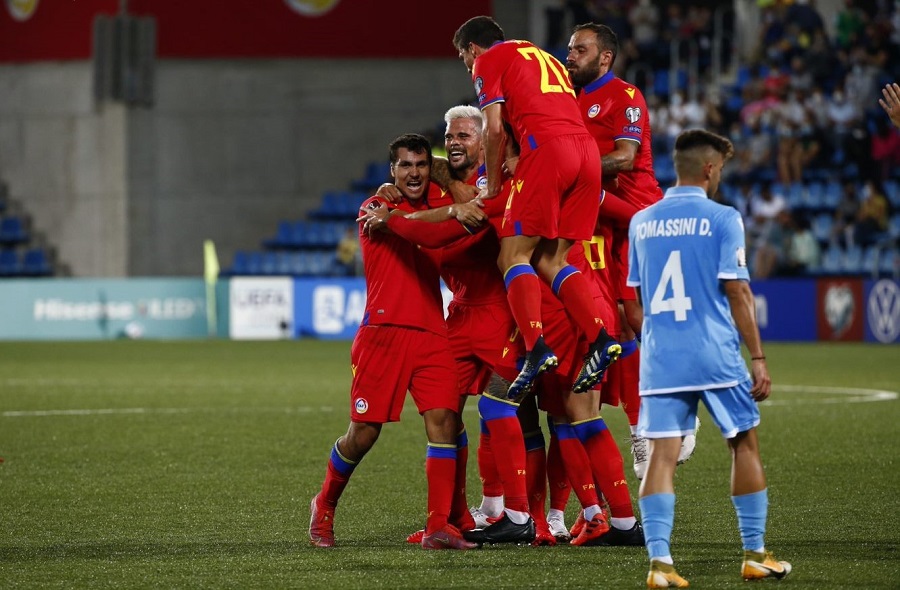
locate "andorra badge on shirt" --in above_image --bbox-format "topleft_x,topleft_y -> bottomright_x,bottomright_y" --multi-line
6,0 -> 38,22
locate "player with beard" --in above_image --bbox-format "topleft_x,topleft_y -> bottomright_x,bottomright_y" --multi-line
565,23 -> 698,479
308,133 -> 476,551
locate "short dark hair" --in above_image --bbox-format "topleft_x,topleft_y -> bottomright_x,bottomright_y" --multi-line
453,15 -> 505,53
388,133 -> 433,166
674,129 -> 735,160
572,23 -> 618,64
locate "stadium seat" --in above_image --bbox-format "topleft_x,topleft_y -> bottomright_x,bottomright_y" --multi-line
262,220 -> 295,250
884,180 -> 900,208
842,245 -> 864,274
0,216 -> 29,246
351,161 -> 391,192
811,213 -> 833,244
20,247 -> 52,276
819,245 -> 843,274
0,248 -> 19,276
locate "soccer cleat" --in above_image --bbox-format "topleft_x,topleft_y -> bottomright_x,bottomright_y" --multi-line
569,512 -> 586,538
677,417 -> 700,465
590,521 -> 645,546
421,524 -> 478,550
507,336 -> 558,400
463,514 -> 536,546
632,434 -> 650,480
547,512 -> 571,542
469,506 -> 500,529
406,529 -> 425,544
573,333 -> 622,393
308,494 -> 335,548
647,560 -> 690,588
531,518 -> 557,547
741,550 -> 792,581
570,513 -> 611,546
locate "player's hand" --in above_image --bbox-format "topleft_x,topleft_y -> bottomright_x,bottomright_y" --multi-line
450,200 -> 487,227
502,156 -> 518,176
375,183 -> 403,204
748,358 -> 771,402
477,184 -> 501,201
879,82 -> 900,129
449,179 -> 480,204
356,201 -> 390,236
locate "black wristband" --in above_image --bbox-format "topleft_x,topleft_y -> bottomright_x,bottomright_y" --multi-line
751,356 -> 766,361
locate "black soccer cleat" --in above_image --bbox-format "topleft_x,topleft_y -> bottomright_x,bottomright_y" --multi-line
573,331 -> 621,393
585,521 -> 645,546
462,514 -> 536,546
507,336 -> 557,400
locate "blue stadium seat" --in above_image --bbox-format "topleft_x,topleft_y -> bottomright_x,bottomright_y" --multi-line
351,161 -> 391,192
226,251 -> 251,276
20,247 -> 52,276
842,245 -> 864,273
0,216 -> 29,246
811,213 -> 833,244
819,245 -> 843,274
0,248 -> 19,276
260,251 -> 278,275
262,220 -> 295,250
884,180 -> 900,208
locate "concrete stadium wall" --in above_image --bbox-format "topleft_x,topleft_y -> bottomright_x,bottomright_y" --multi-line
0,59 -> 476,277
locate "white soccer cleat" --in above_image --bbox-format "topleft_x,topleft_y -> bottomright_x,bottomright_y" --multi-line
741,550 -> 792,581
546,511 -> 571,542
469,506 -> 493,529
631,434 -> 649,480
677,416 -> 700,465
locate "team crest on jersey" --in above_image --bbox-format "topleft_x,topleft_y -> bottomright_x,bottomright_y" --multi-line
354,398 -> 369,414
736,247 -> 747,267
477,175 -> 488,189
625,107 -> 641,123
588,104 -> 601,118
474,77 -> 484,95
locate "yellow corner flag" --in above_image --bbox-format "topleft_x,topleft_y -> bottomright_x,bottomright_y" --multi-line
203,240 -> 220,337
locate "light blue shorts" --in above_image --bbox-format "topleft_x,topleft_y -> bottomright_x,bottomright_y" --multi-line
637,380 -> 761,439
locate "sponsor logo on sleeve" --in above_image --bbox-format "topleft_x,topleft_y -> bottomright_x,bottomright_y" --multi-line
354,398 -> 369,414
625,106 -> 642,123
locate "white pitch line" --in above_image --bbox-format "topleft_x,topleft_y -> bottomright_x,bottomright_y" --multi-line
1,385 -> 895,417
761,384 -> 898,406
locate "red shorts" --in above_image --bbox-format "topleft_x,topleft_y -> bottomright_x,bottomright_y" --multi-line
500,134 -> 601,242
602,348 -> 640,409
493,301 -> 589,417
349,325 -> 458,423
447,300 -> 514,396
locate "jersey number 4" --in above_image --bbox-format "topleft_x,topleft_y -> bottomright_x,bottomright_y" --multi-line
517,47 -> 575,97
650,250 -> 693,321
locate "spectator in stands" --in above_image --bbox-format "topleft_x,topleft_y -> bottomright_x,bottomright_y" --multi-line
854,180 -> 891,247
782,212 -> 822,275
826,84 -> 862,163
778,110 -> 824,184
729,116 -> 774,185
831,179 -> 862,248
335,226 -> 361,276
871,116 -> 900,182
751,209 -> 792,279
749,181 -> 788,245
835,0 -> 868,50
627,0 -> 661,67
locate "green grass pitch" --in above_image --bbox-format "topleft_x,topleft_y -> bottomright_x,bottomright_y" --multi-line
0,340 -> 897,589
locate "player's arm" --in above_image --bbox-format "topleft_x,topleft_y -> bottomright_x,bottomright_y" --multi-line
430,156 -> 480,203
601,138 -> 639,175
356,200 -> 485,247
480,102 -> 508,200
723,279 -> 771,402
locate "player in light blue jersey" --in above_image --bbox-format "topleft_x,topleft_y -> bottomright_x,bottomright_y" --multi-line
626,129 -> 792,588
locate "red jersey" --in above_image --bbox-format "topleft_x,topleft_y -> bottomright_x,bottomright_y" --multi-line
473,40 -> 587,157
429,165 -> 508,305
358,194 -> 446,336
576,71 -> 662,209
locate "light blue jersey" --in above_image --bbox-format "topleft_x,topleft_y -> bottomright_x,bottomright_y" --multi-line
627,185 -> 751,395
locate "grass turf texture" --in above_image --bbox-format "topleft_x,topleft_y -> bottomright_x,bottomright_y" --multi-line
0,341 -> 897,589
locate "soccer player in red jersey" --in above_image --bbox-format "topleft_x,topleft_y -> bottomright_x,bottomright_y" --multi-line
566,23 -> 704,479
452,16 -> 622,400
308,134 -> 476,551
366,110 -> 544,547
